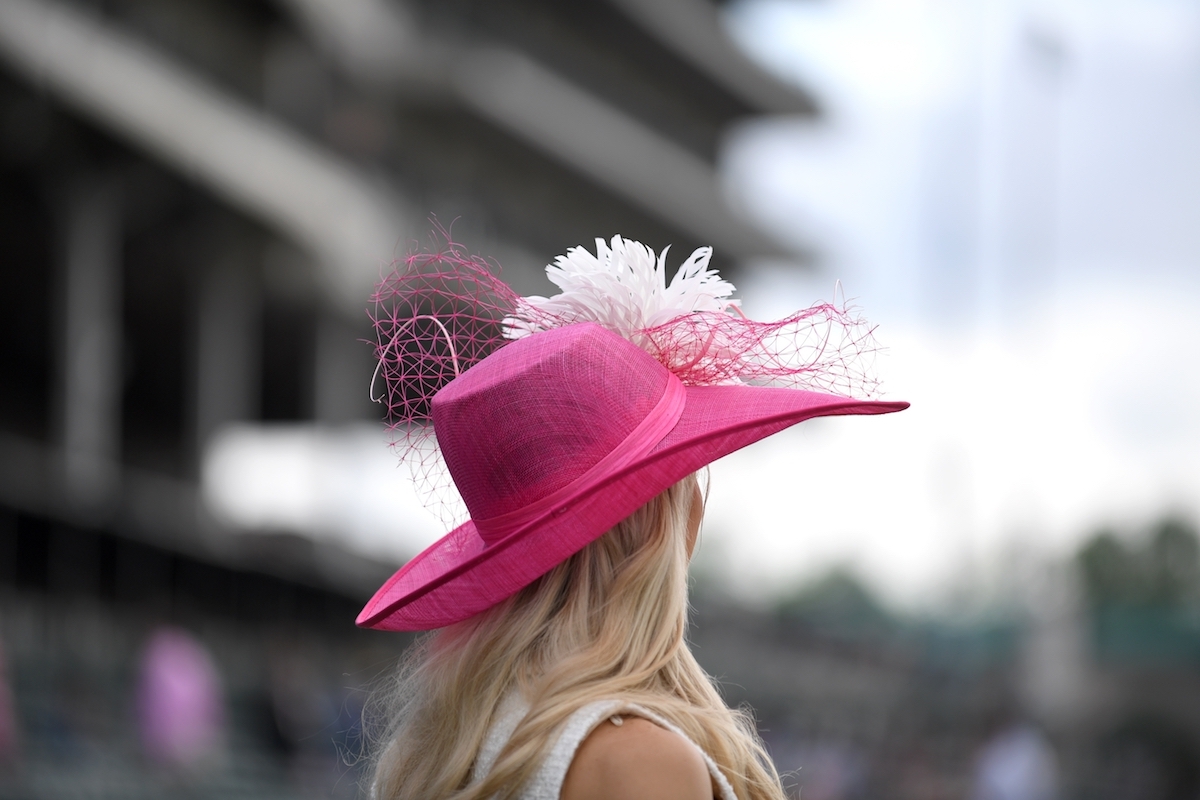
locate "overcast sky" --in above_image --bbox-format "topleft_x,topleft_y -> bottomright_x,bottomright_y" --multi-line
704,0 -> 1200,609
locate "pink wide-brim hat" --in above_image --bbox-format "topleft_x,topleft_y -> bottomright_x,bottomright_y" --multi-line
358,322 -> 907,631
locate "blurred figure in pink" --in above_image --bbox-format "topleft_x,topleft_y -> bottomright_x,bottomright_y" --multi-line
136,626 -> 225,770
971,722 -> 1060,800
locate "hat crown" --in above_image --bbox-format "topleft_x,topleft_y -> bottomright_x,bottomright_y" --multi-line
432,323 -> 670,524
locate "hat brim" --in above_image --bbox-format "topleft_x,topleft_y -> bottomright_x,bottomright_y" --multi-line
358,385 -> 908,631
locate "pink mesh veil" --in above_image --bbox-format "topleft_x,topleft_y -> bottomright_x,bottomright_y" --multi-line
631,297 -> 879,396
369,240 -> 551,525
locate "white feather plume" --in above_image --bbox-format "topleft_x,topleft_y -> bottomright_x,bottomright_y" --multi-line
504,236 -> 739,344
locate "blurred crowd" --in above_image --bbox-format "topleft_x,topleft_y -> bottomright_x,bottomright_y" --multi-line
1,514 -> 1198,799
0,598 -> 381,799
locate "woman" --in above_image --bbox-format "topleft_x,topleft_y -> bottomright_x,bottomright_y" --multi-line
359,236 -> 907,800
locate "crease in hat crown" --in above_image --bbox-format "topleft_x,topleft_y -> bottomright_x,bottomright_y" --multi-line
358,234 -> 909,631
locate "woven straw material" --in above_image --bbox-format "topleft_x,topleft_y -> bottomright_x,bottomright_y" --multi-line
358,323 -> 906,631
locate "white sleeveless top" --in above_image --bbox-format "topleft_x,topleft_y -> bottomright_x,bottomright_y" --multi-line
472,695 -> 739,800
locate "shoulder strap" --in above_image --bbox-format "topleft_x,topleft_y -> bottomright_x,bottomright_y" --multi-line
526,699 -> 739,800
620,703 -> 739,800
519,699 -> 623,799
475,697 -> 740,800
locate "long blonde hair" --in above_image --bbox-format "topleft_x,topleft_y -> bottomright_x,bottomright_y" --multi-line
369,475 -> 786,800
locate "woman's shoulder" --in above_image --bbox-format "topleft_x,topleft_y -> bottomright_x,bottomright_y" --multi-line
560,714 -> 714,800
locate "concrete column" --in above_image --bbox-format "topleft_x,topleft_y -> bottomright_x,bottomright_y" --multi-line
59,179 -> 122,511
194,259 -> 260,454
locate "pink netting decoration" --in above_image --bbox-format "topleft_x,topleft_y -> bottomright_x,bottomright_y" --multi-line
639,296 -> 882,398
370,239 -> 554,525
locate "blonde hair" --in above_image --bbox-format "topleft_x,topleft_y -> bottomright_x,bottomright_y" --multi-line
369,475 -> 786,800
